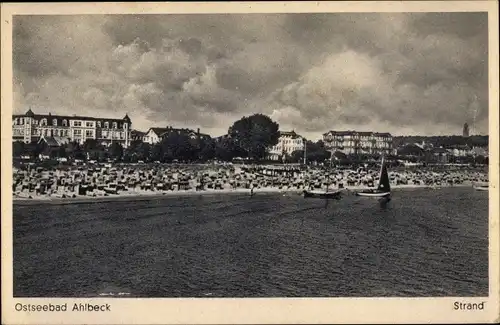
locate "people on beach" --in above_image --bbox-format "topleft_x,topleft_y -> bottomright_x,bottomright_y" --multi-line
12,162 -> 488,200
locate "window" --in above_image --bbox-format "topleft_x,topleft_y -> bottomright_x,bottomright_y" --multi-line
86,121 -> 93,128
62,119 -> 68,126
104,122 -> 109,129
74,129 -> 82,136
85,130 -> 94,137
97,121 -> 101,128
73,121 -> 82,127
123,123 -> 128,129
52,119 -> 57,126
41,118 -> 47,126
64,130 -> 69,136
112,122 -> 117,129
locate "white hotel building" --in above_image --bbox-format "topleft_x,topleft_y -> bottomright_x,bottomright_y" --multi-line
268,131 -> 305,161
322,130 -> 393,156
12,109 -> 132,148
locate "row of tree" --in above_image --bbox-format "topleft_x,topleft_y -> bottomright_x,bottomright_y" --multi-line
393,135 -> 488,148
15,113 -> 487,165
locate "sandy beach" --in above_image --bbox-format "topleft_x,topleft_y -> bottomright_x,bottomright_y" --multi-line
12,176 -> 482,204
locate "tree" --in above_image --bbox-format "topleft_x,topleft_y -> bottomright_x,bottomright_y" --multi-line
290,150 -> 304,163
58,146 -> 67,158
66,141 -> 85,160
83,139 -> 98,152
109,142 -> 124,161
13,141 -> 25,157
197,138 -> 216,162
25,141 -> 44,159
129,139 -> 143,152
151,143 -> 162,162
475,155 -> 488,165
229,114 -> 280,160
215,138 -> 234,161
397,144 -> 425,157
137,142 -> 152,161
305,140 -> 331,163
332,150 -> 347,161
160,132 -> 197,162
214,137 -> 245,162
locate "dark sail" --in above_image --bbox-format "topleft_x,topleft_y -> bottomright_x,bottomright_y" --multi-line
377,157 -> 391,192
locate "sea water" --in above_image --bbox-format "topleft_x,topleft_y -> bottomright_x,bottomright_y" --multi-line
13,187 -> 488,297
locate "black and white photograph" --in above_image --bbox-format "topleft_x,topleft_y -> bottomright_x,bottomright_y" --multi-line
2,1 -> 499,324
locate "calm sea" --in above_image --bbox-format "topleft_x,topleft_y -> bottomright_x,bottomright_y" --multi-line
13,187 -> 488,297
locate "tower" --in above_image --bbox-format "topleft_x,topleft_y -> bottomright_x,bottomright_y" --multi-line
24,108 -> 35,143
463,123 -> 469,137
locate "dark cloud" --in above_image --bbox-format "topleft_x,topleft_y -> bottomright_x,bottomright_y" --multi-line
12,12 -> 489,138
409,12 -> 488,39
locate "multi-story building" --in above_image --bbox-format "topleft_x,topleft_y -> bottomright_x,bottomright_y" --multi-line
12,109 -> 132,147
130,130 -> 146,142
268,130 -> 305,161
322,130 -> 393,156
143,127 -> 210,144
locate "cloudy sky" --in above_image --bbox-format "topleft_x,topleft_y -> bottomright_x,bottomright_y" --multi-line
13,12 -> 488,139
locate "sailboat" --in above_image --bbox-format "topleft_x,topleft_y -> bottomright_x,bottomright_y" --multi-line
355,156 -> 391,198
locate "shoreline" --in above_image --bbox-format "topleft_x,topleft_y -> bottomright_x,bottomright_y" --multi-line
12,183 -> 480,205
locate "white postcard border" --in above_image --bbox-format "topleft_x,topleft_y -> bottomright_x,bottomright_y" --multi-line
1,2 -> 499,324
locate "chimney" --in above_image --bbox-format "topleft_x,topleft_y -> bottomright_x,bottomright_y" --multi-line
197,128 -> 200,135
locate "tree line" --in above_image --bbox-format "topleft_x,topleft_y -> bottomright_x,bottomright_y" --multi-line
14,113 -> 490,166
393,135 -> 488,149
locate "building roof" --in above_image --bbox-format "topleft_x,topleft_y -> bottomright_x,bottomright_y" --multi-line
432,147 -> 449,154
214,134 -> 231,142
279,130 -> 304,139
130,129 -> 146,137
323,130 -> 392,137
397,144 -> 425,155
13,110 -> 131,125
38,136 -> 71,147
25,108 -> 35,117
147,127 -> 211,139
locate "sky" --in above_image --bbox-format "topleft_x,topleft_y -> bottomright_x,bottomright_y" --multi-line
13,12 -> 489,139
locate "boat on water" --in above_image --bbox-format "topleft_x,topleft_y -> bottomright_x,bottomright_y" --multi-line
473,185 -> 488,191
303,189 -> 342,199
355,156 -> 391,198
